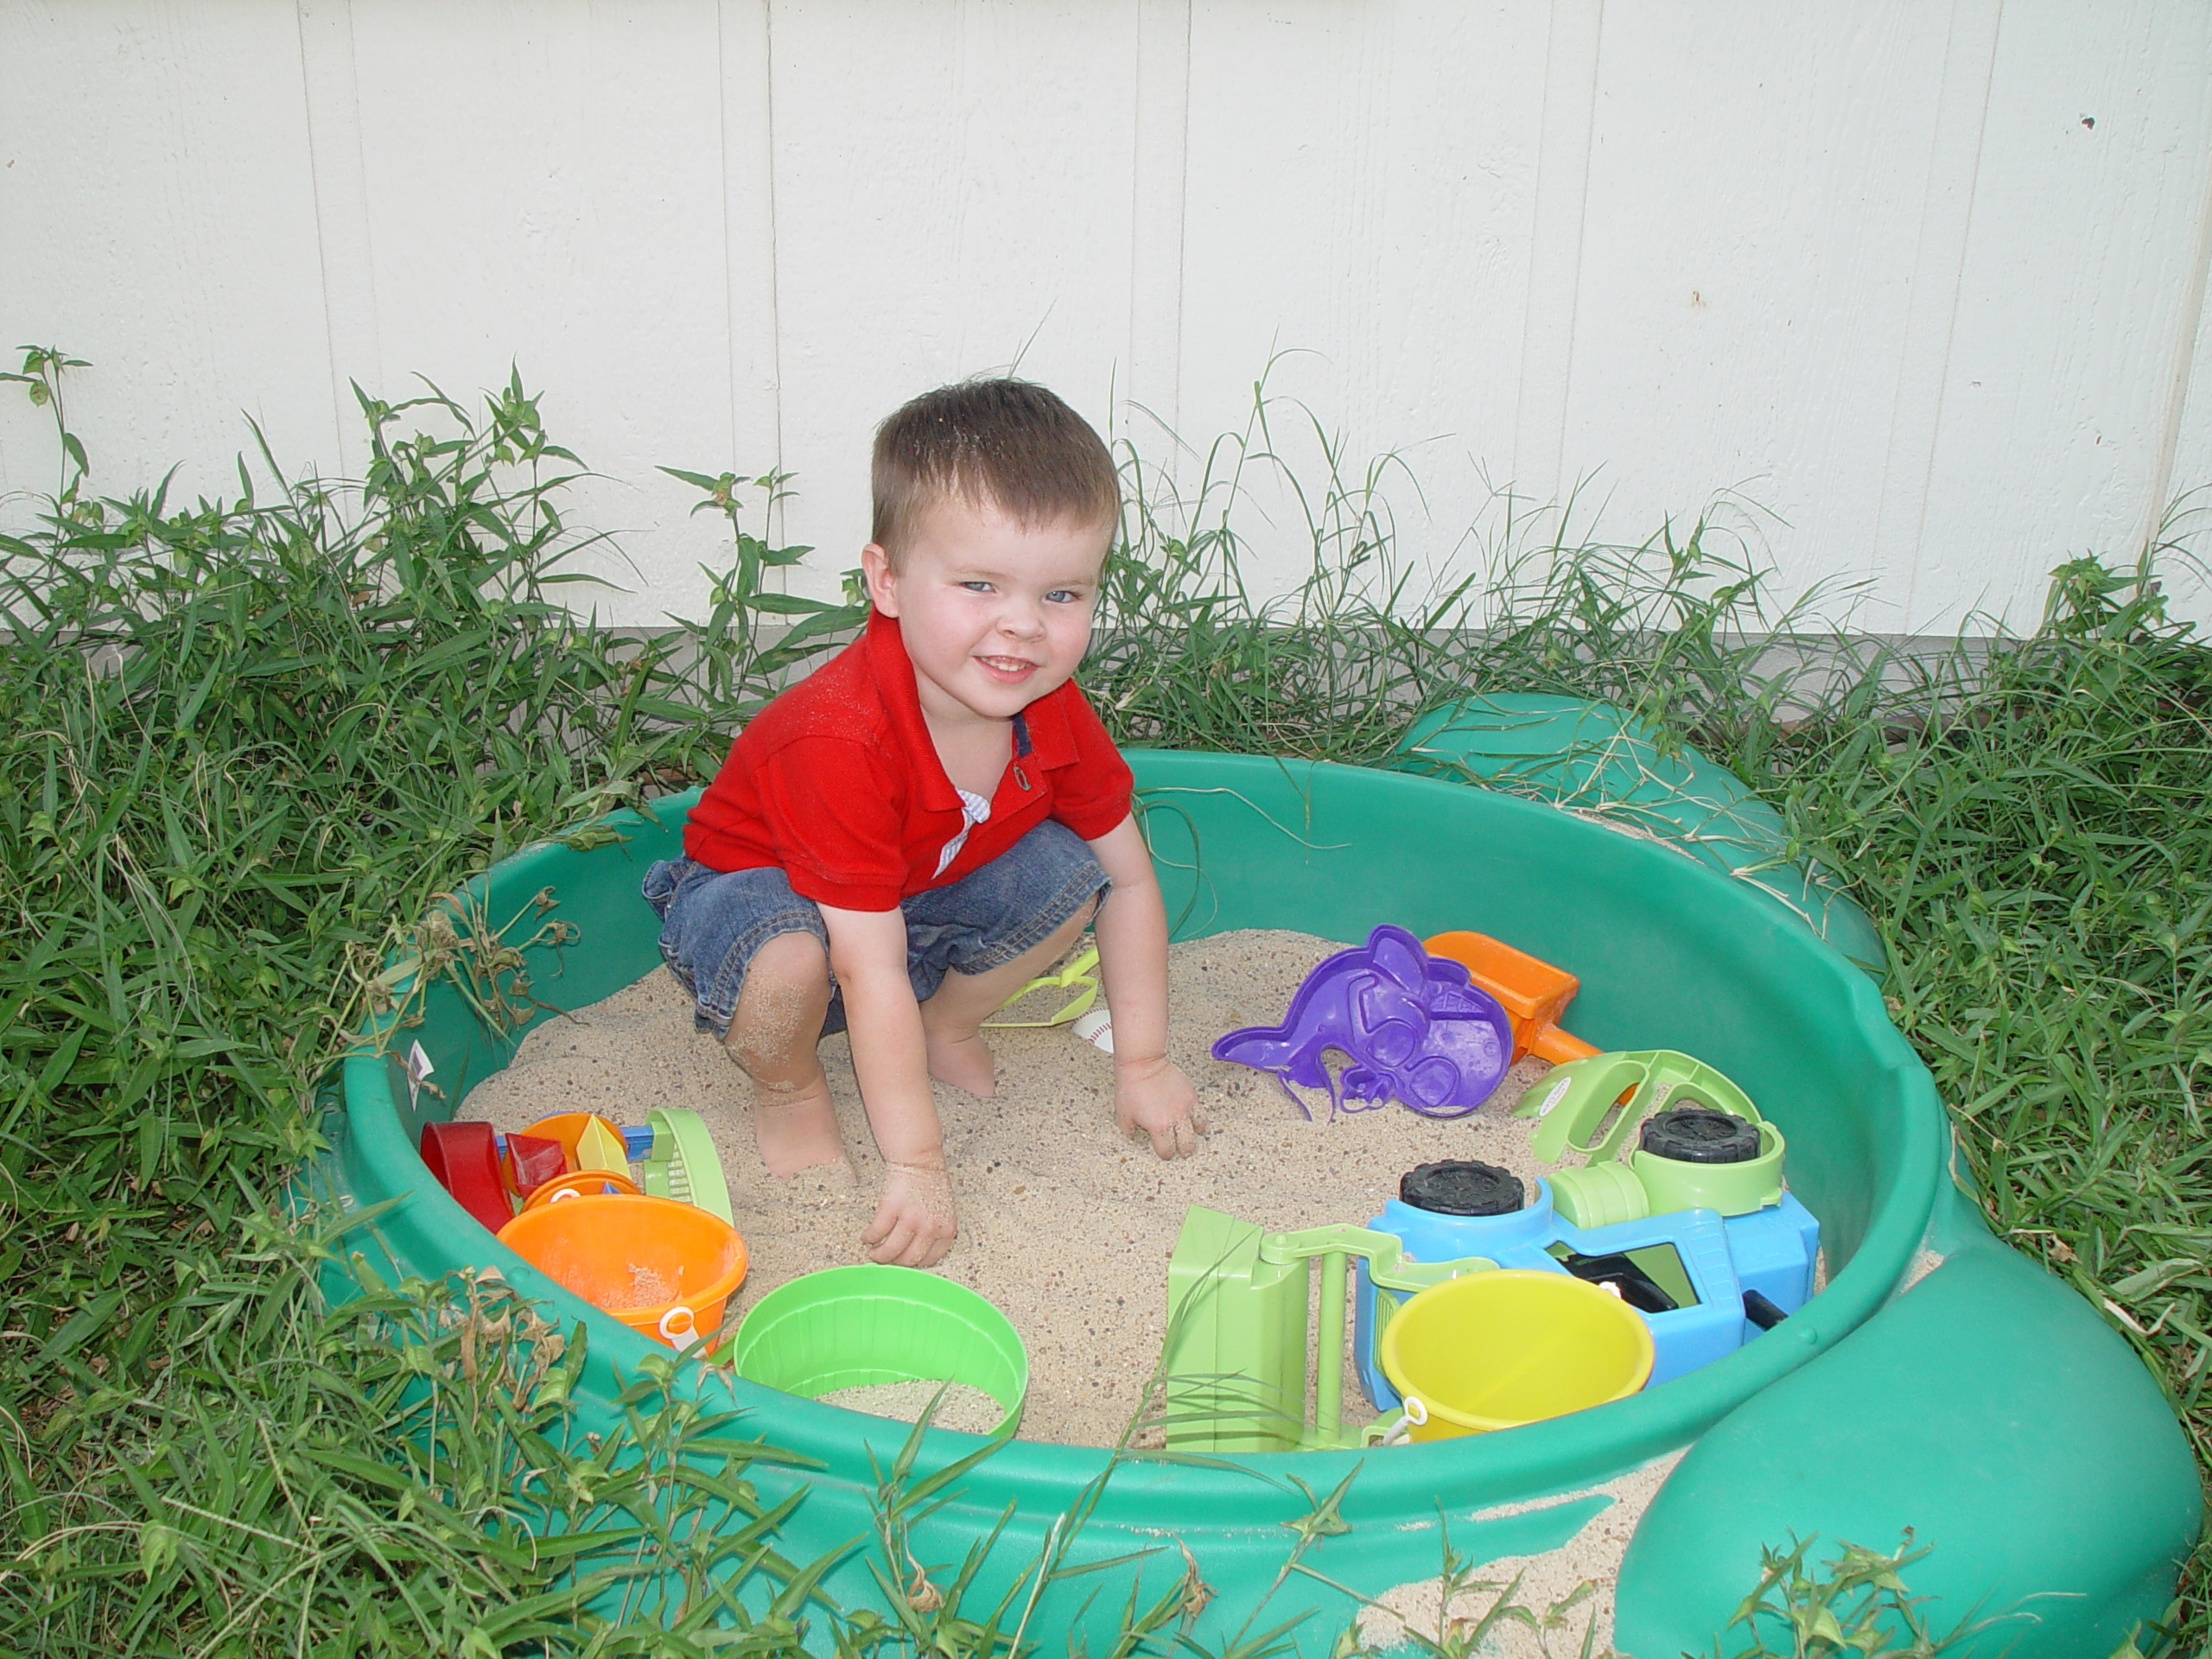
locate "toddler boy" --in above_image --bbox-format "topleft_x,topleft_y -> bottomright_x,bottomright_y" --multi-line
644,379 -> 1201,1268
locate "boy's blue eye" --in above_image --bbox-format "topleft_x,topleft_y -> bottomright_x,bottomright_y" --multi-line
1046,588 -> 1088,605
960,581 -> 993,594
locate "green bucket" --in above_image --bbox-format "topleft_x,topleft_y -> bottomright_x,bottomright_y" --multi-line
730,1265 -> 1028,1438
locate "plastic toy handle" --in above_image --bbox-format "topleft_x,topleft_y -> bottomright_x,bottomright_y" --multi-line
1257,1222 -> 1494,1291
984,945 -> 1100,1028
520,1168 -> 640,1211
1391,1395 -> 1428,1444
1526,1052 -> 1658,1160
1373,1397 -> 1426,1446
658,1304 -> 700,1353
1529,1025 -> 1600,1064
644,1108 -> 734,1224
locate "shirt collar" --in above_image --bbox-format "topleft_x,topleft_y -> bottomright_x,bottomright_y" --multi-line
1015,679 -> 1081,769
860,605 -> 1085,791
862,607 -> 963,813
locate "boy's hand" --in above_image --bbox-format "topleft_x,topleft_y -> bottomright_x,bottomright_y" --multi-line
863,1160 -> 957,1267
1114,1054 -> 1205,1159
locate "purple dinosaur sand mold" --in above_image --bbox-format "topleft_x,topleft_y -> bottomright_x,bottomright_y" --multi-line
1211,925 -> 1512,1118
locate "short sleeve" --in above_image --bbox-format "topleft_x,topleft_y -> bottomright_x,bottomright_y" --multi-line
754,734 -> 910,911
1047,684 -> 1135,840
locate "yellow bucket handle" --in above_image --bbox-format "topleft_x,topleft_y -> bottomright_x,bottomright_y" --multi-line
1372,1395 -> 1427,1446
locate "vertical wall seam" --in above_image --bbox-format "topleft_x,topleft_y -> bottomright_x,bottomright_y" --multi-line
2139,62 -> 2212,563
1169,0 -> 1191,441
1128,0 -> 1191,444
1900,0 -> 2003,627
1125,10 -> 1143,430
1511,0 -> 1602,511
763,0 -> 785,524
715,0 -> 740,496
1556,0 -> 1602,509
295,0 -> 382,464
294,3 -> 346,464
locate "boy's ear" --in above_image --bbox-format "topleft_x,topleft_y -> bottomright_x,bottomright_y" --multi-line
860,542 -> 899,615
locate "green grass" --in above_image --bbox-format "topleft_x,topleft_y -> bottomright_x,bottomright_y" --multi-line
1,353 -> 2204,1656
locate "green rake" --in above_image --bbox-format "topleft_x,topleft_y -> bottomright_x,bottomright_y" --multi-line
638,1107 -> 734,1222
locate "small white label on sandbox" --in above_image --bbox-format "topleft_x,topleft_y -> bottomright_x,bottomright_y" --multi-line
405,1041 -> 435,1107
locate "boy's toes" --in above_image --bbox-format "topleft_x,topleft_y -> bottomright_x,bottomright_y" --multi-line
786,1158 -> 862,1204
753,1094 -> 847,1176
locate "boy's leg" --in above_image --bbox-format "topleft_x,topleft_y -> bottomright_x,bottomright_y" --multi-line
915,902 -> 1096,1096
643,858 -> 848,1179
723,931 -> 846,1175
918,894 -> 1098,1097
899,819 -> 1112,1096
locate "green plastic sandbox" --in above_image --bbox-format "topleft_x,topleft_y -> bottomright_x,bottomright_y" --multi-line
322,749 -> 2198,1656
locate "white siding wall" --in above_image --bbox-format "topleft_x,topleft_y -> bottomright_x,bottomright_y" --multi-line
3,1 -> 2209,632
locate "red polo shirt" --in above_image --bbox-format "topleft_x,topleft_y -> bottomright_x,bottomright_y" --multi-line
683,608 -> 1135,912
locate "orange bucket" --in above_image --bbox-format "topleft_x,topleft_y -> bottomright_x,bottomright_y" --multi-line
498,1192 -> 747,1352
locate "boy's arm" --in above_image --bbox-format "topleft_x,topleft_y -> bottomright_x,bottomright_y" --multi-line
818,903 -> 957,1267
1085,816 -> 1203,1159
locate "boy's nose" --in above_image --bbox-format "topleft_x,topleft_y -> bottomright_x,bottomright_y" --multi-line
997,601 -> 1046,639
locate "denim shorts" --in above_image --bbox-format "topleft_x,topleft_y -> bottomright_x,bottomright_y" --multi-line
640,819 -> 1109,1037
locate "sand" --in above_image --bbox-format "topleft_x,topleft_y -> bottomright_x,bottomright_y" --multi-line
460,928 -> 1555,1446
817,1379 -> 1007,1434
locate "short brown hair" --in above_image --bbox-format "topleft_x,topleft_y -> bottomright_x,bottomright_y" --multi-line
871,378 -> 1120,557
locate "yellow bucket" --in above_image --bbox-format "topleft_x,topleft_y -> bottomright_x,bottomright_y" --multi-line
1378,1268 -> 1654,1440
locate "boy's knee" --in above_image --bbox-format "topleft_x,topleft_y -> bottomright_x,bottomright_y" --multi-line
726,931 -> 830,1071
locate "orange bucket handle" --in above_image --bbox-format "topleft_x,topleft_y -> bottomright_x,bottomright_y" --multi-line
657,1304 -> 700,1352
522,1168 -> 642,1210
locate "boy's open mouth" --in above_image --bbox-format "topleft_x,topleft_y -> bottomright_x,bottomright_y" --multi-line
976,654 -> 1038,681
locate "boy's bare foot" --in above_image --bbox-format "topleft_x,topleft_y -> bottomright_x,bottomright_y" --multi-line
922,1024 -> 999,1096
914,906 -> 1095,1099
786,1158 -> 861,1201
752,1084 -> 848,1176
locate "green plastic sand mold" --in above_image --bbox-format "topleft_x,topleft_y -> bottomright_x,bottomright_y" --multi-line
1161,1207 -> 1494,1453
317,727 -> 2199,1659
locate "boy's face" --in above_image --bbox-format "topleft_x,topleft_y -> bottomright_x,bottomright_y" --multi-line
861,493 -> 1109,729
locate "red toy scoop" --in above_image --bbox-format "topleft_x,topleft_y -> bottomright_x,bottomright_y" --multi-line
420,1120 -> 513,1233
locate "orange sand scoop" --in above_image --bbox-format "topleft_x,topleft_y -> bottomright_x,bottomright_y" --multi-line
1422,931 -> 1599,1064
